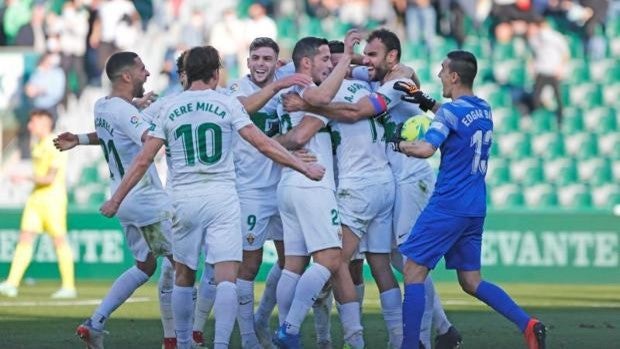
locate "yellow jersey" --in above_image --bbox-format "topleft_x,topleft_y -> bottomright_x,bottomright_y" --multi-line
30,134 -> 67,198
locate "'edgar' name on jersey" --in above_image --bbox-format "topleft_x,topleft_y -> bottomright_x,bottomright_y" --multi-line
461,109 -> 491,127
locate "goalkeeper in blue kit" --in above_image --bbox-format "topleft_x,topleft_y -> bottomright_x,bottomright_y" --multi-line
391,50 -> 547,349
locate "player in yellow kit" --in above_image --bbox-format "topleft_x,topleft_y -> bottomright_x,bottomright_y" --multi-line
0,109 -> 76,299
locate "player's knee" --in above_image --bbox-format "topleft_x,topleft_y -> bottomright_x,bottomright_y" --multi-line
136,257 -> 157,277
458,277 -> 480,296
52,235 -> 68,247
18,231 -> 35,244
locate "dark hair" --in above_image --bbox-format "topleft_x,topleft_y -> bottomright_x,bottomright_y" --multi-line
446,50 -> 477,88
328,40 -> 344,54
367,28 -> 401,61
292,36 -> 329,70
105,51 -> 139,81
176,50 -> 188,74
184,46 -> 222,85
29,108 -> 54,120
249,37 -> 280,56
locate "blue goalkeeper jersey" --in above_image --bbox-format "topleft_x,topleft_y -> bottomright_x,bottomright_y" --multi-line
423,95 -> 493,217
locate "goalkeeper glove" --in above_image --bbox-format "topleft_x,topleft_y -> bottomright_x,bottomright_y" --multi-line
393,81 -> 436,112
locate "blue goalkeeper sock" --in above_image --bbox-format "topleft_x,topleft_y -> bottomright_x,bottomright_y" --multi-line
402,283 -> 425,349
474,280 -> 530,332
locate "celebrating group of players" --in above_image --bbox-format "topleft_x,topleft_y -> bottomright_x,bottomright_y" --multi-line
54,26 -> 546,349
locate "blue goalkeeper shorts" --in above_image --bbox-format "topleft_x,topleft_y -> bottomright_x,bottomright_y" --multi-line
399,207 -> 484,271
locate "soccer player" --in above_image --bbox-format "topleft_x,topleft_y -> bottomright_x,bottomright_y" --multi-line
55,51 -> 177,349
324,39 -> 403,348
282,28 -> 459,349
0,109 -> 76,299
99,45 -> 325,349
211,36 -> 312,349
392,50 -> 547,349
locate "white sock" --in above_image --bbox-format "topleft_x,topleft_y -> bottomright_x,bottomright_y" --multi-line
380,287 -> 403,347
420,276 -> 436,349
276,269 -> 300,325
355,283 -> 365,314
173,285 -> 195,347
285,263 -> 331,335
237,278 -> 259,345
159,259 -> 175,338
336,301 -> 364,345
432,280 -> 452,335
255,263 -> 281,325
312,285 -> 333,343
91,266 -> 149,330
193,263 -> 216,332
214,281 -> 238,347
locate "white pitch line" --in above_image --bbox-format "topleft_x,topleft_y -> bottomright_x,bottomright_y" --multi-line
0,296 -> 151,307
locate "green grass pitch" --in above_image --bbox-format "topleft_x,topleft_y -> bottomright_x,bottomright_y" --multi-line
0,281 -> 618,348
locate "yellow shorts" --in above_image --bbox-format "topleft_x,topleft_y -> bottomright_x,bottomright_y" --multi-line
20,193 -> 67,237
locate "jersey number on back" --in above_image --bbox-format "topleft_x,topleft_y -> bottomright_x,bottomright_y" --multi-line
175,123 -> 222,166
100,139 -> 124,179
470,130 -> 492,175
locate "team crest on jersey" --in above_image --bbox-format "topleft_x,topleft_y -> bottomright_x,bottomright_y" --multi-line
130,115 -> 140,126
229,83 -> 239,93
246,233 -> 255,245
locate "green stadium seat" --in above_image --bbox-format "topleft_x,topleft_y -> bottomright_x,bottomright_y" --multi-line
492,107 -> 520,133
602,85 -> 620,109
569,82 -> 603,109
531,109 -> 559,132
558,183 -> 592,208
490,184 -> 524,208
592,184 -> 619,208
79,166 -> 100,184
531,132 -> 565,159
597,133 -> 620,158
577,158 -> 612,185
487,158 -> 511,186
562,107 -> 584,133
544,157 -> 577,185
497,132 -> 531,158
510,158 -> 543,185
564,132 -> 598,158
612,159 -> 620,182
524,184 -> 558,208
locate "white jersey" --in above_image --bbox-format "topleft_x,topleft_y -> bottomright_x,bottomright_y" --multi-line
150,89 -> 253,197
331,79 -> 393,186
227,75 -> 281,190
141,94 -> 178,189
276,85 -> 335,190
375,78 -> 434,183
93,97 -> 171,226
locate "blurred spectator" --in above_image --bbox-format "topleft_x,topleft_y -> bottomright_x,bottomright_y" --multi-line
527,17 -> 569,125
439,0 -> 492,47
245,3 -> 277,40
181,8 -> 206,48
574,0 -> 610,59
160,43 -> 188,96
406,0 -> 437,55
19,52 -> 66,157
340,0 -> 370,27
14,1 -> 47,53
492,0 -> 538,42
59,0 -> 89,99
209,8 -> 244,74
85,0 -> 103,86
91,0 -> 140,76
3,0 -> 33,45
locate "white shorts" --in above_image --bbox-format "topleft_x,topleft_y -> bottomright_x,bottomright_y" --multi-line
172,190 -> 243,269
393,176 -> 435,246
277,185 -> 342,256
338,181 -> 395,253
238,187 -> 283,251
122,219 -> 173,262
